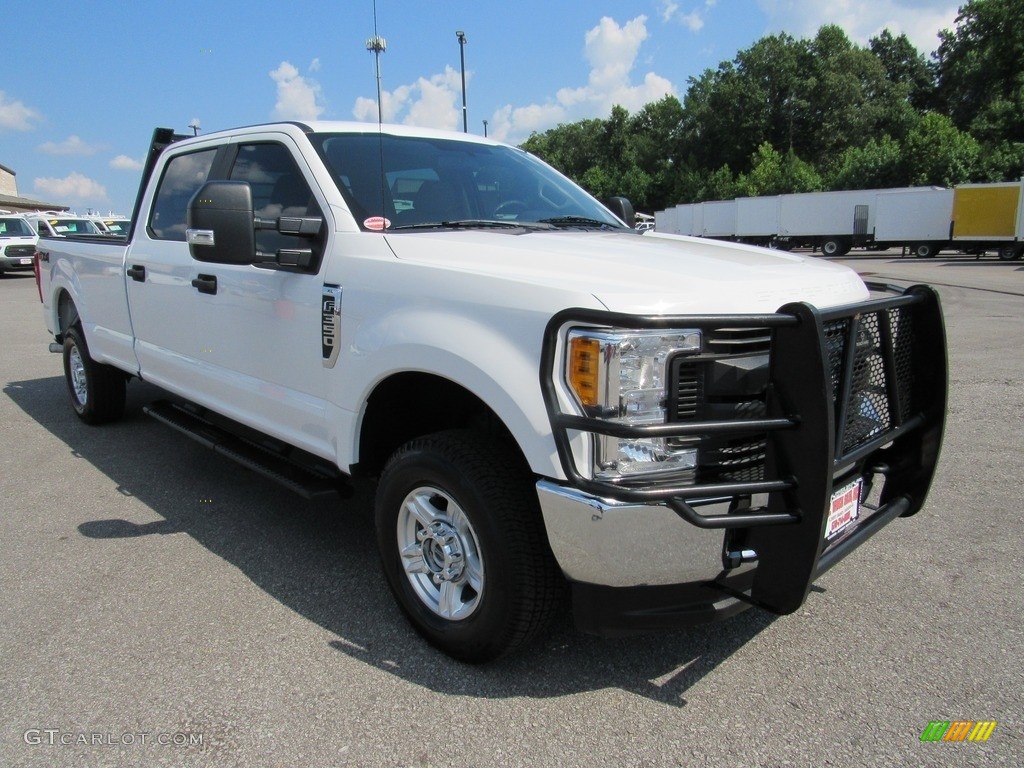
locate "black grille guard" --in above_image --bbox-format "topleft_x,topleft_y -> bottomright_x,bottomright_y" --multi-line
541,283 -> 947,614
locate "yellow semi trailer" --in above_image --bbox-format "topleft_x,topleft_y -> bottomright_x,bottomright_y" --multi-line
951,181 -> 1024,259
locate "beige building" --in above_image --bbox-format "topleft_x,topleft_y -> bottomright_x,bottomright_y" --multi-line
0,163 -> 68,214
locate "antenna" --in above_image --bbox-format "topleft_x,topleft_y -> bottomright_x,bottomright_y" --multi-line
370,0 -> 388,226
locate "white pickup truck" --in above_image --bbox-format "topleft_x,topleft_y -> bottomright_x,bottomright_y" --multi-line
34,122 -> 947,661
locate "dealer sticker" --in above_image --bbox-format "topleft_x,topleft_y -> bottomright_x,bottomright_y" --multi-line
826,478 -> 863,540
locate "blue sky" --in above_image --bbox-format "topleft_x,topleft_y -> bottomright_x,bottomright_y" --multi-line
1,0 -> 960,214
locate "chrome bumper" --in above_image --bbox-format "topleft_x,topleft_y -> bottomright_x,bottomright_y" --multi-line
536,480 -> 729,587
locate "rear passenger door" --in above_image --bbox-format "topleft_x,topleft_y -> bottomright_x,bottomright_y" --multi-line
126,145 -> 219,383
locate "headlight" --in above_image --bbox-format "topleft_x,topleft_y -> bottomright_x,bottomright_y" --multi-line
565,328 -> 701,481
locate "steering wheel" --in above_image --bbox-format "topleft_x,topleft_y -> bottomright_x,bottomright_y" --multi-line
493,200 -> 528,218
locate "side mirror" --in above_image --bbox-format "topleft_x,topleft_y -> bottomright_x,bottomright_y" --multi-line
186,181 -> 256,264
605,196 -> 636,229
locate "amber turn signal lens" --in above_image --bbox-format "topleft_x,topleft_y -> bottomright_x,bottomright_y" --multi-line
568,336 -> 600,408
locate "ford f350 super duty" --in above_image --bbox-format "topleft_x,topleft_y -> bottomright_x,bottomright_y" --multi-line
35,123 -> 946,661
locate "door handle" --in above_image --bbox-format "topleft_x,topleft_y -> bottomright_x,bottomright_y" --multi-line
191,274 -> 217,295
126,265 -> 146,282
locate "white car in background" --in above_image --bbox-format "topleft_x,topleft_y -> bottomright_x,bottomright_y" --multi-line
0,213 -> 39,276
26,213 -> 104,238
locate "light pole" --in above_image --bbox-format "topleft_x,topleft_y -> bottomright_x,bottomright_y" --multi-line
482,119 -> 488,137
456,30 -> 468,133
366,35 -> 387,124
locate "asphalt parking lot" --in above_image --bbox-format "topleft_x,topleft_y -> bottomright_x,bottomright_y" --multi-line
1,251 -> 1022,767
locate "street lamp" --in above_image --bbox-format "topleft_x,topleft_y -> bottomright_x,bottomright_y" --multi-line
366,35 -> 387,124
188,118 -> 201,136
456,30 -> 467,133
482,119 -> 488,137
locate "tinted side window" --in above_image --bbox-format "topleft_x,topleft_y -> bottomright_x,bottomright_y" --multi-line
229,143 -> 321,256
149,149 -> 217,241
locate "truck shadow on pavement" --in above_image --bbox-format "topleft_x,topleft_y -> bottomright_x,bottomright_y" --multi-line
6,375 -> 781,707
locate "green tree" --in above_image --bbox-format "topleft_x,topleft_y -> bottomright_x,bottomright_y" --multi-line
903,113 -> 980,186
699,165 -> 738,201
521,118 -> 605,182
869,29 -> 936,112
934,0 -> 1024,146
735,143 -> 822,197
828,135 -> 907,189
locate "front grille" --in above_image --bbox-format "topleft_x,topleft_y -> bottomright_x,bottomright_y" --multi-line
827,306 -> 917,456
669,304 -> 920,483
669,330 -> 770,484
5,245 -> 35,258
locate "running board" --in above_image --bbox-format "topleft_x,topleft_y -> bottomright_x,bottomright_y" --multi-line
144,400 -> 347,500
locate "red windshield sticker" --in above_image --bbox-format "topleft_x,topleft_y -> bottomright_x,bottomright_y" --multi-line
364,216 -> 391,231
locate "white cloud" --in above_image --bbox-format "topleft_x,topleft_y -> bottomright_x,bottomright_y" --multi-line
756,0 -> 959,54
38,135 -> 101,156
487,16 -> 677,143
309,57 -> 321,72
110,154 -> 144,171
354,67 -> 465,131
270,61 -> 325,120
661,1 -> 716,31
34,172 -> 108,203
0,91 -> 41,131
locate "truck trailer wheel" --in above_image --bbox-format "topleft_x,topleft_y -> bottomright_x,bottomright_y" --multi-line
62,325 -> 127,424
997,245 -> 1022,261
912,242 -> 939,258
821,238 -> 850,257
375,430 -> 563,662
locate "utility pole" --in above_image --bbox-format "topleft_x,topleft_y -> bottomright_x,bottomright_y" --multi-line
456,30 -> 468,132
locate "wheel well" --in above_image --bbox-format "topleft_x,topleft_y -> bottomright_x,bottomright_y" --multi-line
56,290 -> 79,340
356,372 -> 519,478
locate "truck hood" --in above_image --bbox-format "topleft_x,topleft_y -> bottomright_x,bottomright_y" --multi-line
382,229 -> 868,314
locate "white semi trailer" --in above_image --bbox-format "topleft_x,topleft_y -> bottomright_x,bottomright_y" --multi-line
655,181 -> 1024,259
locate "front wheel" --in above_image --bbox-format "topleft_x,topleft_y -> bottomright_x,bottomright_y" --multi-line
375,430 -> 563,662
62,325 -> 126,424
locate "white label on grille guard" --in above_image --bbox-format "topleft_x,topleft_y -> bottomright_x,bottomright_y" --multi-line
826,478 -> 863,540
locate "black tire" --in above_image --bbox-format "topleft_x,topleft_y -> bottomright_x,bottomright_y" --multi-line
62,325 -> 126,424
375,429 -> 563,662
997,245 -> 1021,261
821,238 -> 847,257
912,242 -> 938,258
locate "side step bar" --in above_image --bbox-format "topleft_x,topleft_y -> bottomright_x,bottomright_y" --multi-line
144,400 -> 347,500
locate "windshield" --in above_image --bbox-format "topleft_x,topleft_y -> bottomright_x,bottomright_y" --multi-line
0,218 -> 35,237
47,219 -> 102,235
102,220 -> 131,235
309,133 -> 626,232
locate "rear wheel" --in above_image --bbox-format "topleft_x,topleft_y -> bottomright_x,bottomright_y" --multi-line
997,245 -> 1022,261
62,325 -> 126,424
912,242 -> 939,258
375,430 -> 563,662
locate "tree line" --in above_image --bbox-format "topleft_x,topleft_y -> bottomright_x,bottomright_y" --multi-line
520,0 -> 1024,214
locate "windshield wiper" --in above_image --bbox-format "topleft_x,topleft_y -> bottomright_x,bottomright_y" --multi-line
388,219 -> 542,231
536,216 -> 620,229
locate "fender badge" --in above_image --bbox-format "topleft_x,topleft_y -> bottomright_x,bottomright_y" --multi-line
364,216 -> 391,231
